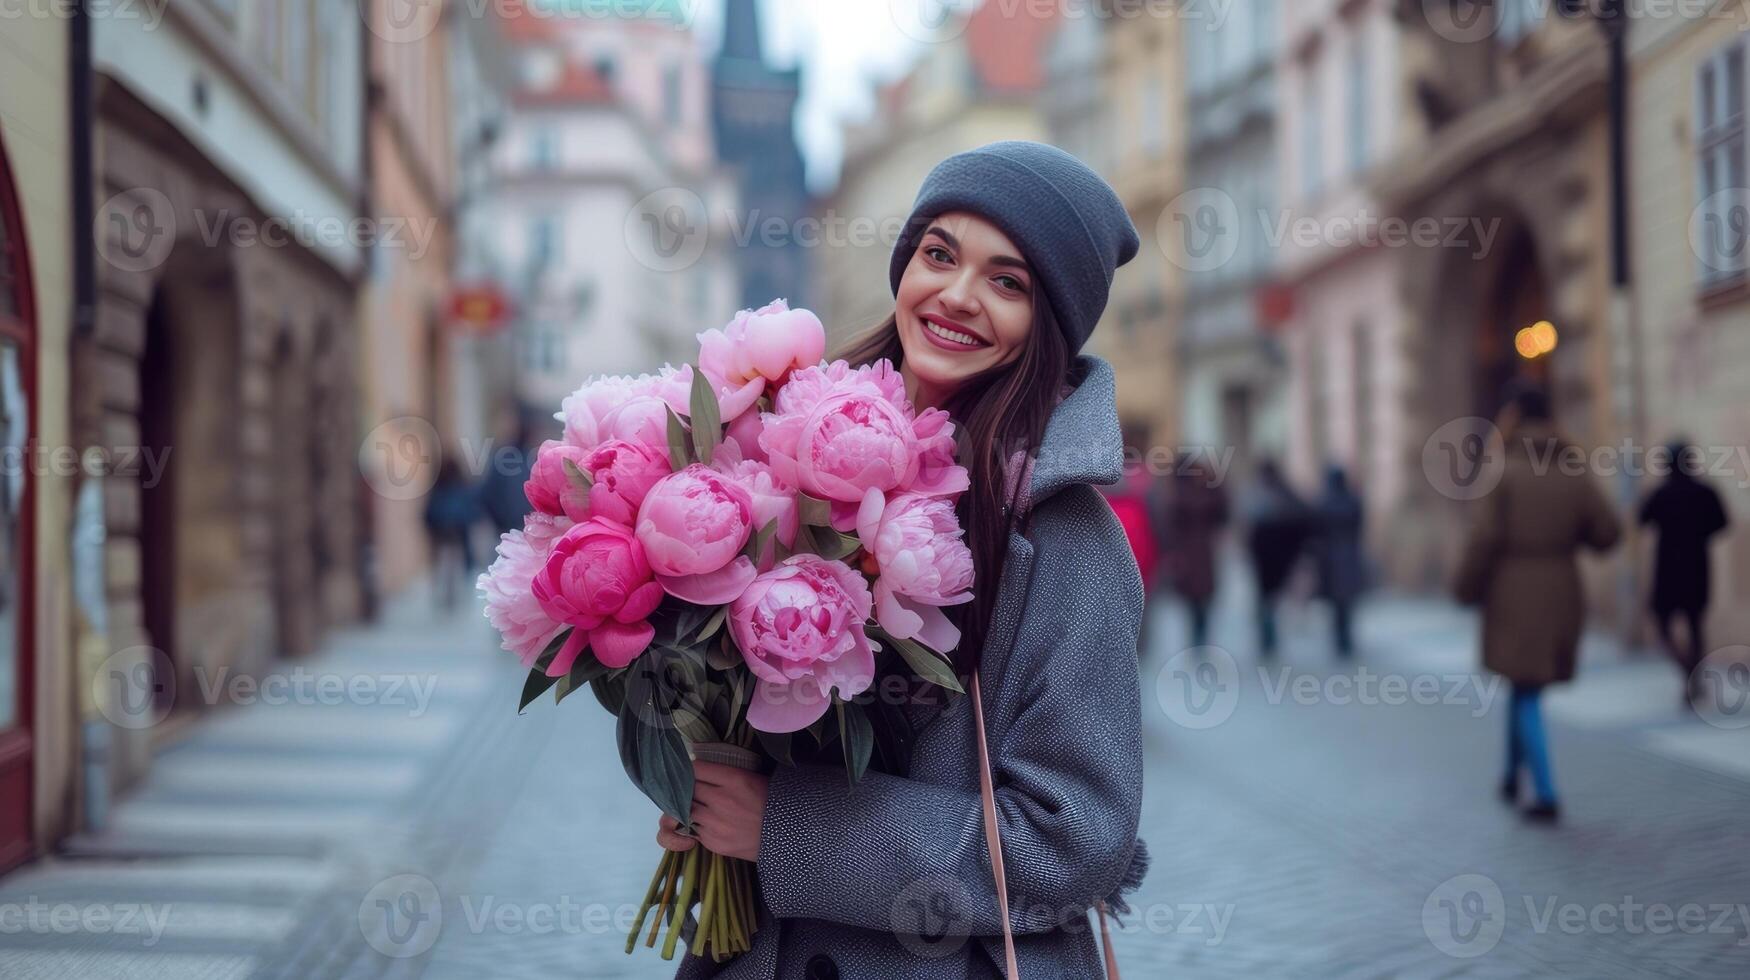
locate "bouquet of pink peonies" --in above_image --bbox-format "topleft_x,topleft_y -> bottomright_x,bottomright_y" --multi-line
477,300 -> 975,963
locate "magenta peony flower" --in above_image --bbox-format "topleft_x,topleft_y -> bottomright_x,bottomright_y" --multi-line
531,519 -> 665,676
759,360 -> 970,531
856,492 -> 975,653
556,367 -> 692,454
478,513 -> 572,667
525,440 -> 592,522
716,457 -> 800,570
697,299 -> 826,420
730,555 -> 877,733
635,464 -> 760,605
579,439 -> 671,526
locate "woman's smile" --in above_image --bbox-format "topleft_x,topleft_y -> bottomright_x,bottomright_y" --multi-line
895,211 -> 1035,409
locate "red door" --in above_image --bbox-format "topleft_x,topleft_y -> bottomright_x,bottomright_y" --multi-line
0,130 -> 38,875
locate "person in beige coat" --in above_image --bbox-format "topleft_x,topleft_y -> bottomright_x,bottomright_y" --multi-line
1454,383 -> 1621,823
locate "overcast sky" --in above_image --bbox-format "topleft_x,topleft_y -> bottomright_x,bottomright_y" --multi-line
692,0 -> 940,195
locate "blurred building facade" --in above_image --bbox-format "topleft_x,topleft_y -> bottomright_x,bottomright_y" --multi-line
1093,7 -> 1184,448
1276,0 -> 1413,558
77,2 -> 368,790
489,1 -> 739,416
1628,6 -> 1750,643
712,0 -> 810,312
819,1 -> 1061,342
0,9 -> 75,874
359,1 -> 458,599
1381,3 -> 1622,596
1179,0 -> 1281,475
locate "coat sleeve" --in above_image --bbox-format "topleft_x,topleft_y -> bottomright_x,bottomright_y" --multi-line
1453,491 -> 1504,606
753,489 -> 1146,937
1579,475 -> 1622,552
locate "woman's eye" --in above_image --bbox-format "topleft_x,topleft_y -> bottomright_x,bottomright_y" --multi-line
995,275 -> 1027,294
924,245 -> 953,264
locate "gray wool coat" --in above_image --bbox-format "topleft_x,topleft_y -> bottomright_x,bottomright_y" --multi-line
676,355 -> 1149,979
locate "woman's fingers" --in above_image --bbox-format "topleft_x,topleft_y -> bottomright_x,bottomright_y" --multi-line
656,814 -> 696,851
692,761 -> 751,788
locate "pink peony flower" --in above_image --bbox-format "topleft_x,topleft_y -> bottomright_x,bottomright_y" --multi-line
478,513 -> 572,667
716,457 -> 800,570
697,299 -> 826,417
635,464 -> 760,605
759,360 -> 970,531
531,519 -> 665,676
579,439 -> 671,526
730,555 -> 877,733
856,492 -> 975,653
556,367 -> 692,454
723,407 -> 768,465
525,440 -> 592,522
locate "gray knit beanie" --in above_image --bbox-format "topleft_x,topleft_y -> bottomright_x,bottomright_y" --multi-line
888,140 -> 1140,355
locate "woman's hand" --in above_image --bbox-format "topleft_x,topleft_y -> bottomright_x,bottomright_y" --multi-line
651,761 -> 769,862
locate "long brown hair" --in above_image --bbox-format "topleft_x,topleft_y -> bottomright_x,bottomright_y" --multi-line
833,302 -> 1070,676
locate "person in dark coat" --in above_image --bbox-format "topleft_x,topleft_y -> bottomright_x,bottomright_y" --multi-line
480,413 -> 535,536
424,454 -> 481,612
1243,458 -> 1311,658
1454,383 -> 1621,823
1313,465 -> 1367,657
1639,443 -> 1730,703
1154,454 -> 1229,650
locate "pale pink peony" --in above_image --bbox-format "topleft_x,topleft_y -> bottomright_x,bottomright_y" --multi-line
525,440 -> 592,523
531,519 -> 665,676
856,492 -> 975,653
759,360 -> 969,531
578,439 -> 671,526
478,513 -> 572,667
723,407 -> 768,465
697,299 -> 826,418
716,457 -> 800,570
634,464 -> 759,605
556,367 -> 692,454
730,555 -> 877,733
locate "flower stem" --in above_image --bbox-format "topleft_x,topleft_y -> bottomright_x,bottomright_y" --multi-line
661,845 -> 701,959
690,851 -> 720,957
625,849 -> 671,955
646,849 -> 681,948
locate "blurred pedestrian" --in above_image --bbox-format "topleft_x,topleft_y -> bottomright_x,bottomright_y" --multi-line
1454,383 -> 1621,824
1243,458 -> 1311,658
424,454 -> 481,612
1639,442 -> 1730,705
1313,464 -> 1367,658
481,410 -> 535,536
1155,453 -> 1229,651
1103,421 -> 1160,654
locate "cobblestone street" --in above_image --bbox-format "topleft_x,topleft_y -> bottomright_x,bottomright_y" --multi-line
2,575 -> 1747,979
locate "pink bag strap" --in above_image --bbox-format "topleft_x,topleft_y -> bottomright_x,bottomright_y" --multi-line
971,673 -> 1121,979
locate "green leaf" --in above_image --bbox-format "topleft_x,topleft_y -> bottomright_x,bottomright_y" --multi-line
755,728 -> 794,767
741,518 -> 778,565
618,663 -> 696,825
665,406 -> 694,471
555,649 -> 612,705
672,706 -> 719,744
837,699 -> 874,789
517,630 -> 571,712
561,457 -> 593,492
590,671 -> 627,714
797,493 -> 833,528
696,604 -> 729,643
704,631 -> 740,671
687,367 -> 722,465
727,672 -> 748,734
879,629 -> 966,694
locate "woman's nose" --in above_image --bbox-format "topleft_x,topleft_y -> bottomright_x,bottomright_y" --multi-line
939,270 -> 982,316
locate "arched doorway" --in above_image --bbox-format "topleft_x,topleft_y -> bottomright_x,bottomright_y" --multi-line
1474,224 -> 1554,419
0,131 -> 39,873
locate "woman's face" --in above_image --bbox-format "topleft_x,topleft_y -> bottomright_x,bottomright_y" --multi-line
895,211 -> 1035,407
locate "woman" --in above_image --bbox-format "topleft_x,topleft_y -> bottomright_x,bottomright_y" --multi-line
662,141 -> 1150,978
1312,465 -> 1366,658
1156,453 -> 1229,650
1454,383 -> 1620,823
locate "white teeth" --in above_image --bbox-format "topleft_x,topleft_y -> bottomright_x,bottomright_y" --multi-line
926,321 -> 984,347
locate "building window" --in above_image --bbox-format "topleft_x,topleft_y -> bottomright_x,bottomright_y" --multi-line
1497,0 -> 1543,46
1140,68 -> 1165,160
529,216 -> 559,270
0,135 -> 38,825
530,127 -> 558,171
1300,71 -> 1323,201
1696,44 -> 1748,287
1347,38 -> 1369,176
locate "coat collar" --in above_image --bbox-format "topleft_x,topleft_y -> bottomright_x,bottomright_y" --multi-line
1027,354 -> 1125,506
